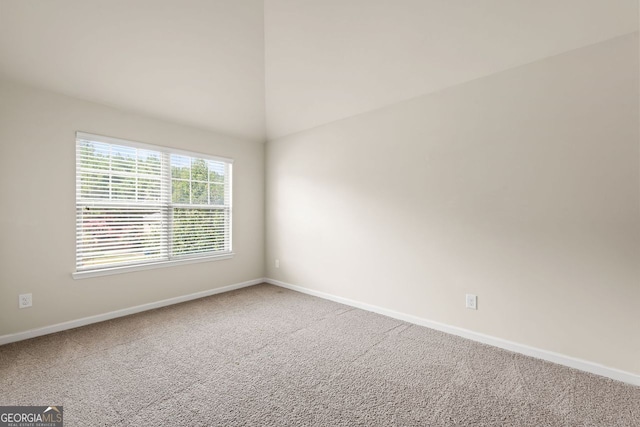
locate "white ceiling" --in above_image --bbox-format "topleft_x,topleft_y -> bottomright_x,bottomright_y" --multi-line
265,0 -> 639,139
0,0 -> 266,141
1,1 -> 638,142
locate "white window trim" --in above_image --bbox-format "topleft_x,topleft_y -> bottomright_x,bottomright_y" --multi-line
73,131 -> 234,279
72,252 -> 234,279
75,132 -> 234,164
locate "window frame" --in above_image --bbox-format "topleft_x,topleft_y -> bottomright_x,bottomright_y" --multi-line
73,132 -> 233,279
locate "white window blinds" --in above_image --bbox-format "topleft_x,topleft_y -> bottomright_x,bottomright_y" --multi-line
75,132 -> 232,275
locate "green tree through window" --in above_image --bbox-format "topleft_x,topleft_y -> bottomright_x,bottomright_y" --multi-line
75,133 -> 232,274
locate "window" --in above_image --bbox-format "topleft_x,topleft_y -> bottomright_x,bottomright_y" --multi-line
74,132 -> 232,278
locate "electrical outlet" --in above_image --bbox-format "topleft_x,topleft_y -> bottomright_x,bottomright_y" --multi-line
465,294 -> 477,310
19,293 -> 32,309
275,259 -> 280,268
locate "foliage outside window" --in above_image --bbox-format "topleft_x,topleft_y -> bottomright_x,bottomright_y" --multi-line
75,132 -> 232,276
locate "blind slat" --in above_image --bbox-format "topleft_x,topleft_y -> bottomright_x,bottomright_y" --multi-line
76,134 -> 232,271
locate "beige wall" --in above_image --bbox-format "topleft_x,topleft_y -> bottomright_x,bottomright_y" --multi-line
0,78 -> 264,336
266,34 -> 640,374
0,31 -> 638,378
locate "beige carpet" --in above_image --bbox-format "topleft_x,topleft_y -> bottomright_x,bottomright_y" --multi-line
0,283 -> 638,426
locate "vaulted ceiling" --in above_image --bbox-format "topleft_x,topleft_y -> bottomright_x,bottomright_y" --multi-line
1,0 -> 637,142
0,0 -> 265,141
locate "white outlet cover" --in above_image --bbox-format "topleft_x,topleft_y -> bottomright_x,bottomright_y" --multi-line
19,293 -> 32,308
466,294 -> 477,310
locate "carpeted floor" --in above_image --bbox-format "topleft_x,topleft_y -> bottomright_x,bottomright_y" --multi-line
0,283 -> 638,426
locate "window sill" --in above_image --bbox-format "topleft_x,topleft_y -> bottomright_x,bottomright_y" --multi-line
72,253 -> 234,280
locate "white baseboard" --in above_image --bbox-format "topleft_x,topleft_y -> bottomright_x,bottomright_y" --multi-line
0,278 -> 264,346
265,278 -> 640,387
